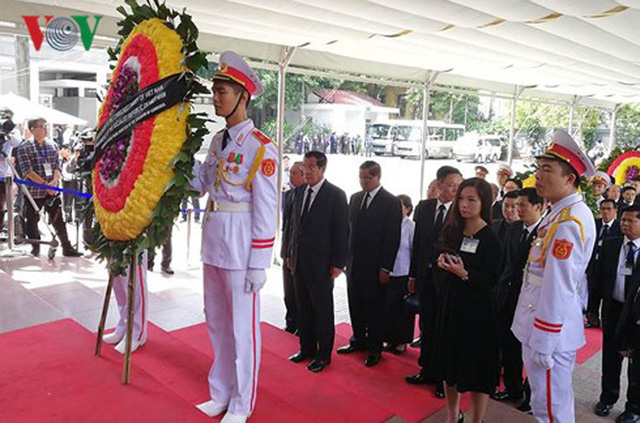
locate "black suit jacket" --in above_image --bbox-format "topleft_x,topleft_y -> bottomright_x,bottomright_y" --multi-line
289,180 -> 349,281
587,218 -> 622,275
408,199 -> 439,285
347,187 -> 402,280
491,200 -> 503,221
594,237 -> 627,319
492,218 -> 511,241
494,220 -> 540,313
280,188 -> 296,259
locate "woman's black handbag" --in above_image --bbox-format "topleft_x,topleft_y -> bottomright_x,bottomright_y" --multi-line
403,293 -> 420,315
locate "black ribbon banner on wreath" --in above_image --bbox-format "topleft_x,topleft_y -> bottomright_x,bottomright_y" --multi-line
90,72 -> 188,168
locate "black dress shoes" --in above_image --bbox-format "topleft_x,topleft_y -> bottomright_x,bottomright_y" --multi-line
617,411 -> 640,423
288,351 -> 312,363
491,390 -> 524,401
435,384 -> 445,398
337,344 -> 361,354
307,359 -> 330,373
161,266 -> 175,275
405,373 -> 428,385
410,337 -> 421,348
516,401 -> 532,414
364,353 -> 381,367
595,401 -> 614,417
62,246 -> 82,257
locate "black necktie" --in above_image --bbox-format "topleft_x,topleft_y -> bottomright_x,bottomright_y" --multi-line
222,130 -> 230,150
302,187 -> 313,218
520,228 -> 529,244
601,224 -> 610,240
627,242 -> 637,269
361,193 -> 371,211
435,204 -> 446,233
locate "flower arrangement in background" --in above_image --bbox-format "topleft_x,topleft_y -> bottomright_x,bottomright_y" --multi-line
604,150 -> 640,185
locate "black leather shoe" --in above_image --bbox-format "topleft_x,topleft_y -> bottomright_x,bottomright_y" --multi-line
491,390 -> 524,401
31,247 -> 40,257
405,373 -> 428,385
616,411 -> 640,423
161,266 -> 175,275
288,351 -> 312,363
435,384 -> 445,398
516,401 -> 532,414
595,401 -> 614,417
337,344 -> 361,354
410,337 -> 421,348
364,353 -> 381,367
307,359 -> 330,373
457,411 -> 465,423
62,246 -> 82,257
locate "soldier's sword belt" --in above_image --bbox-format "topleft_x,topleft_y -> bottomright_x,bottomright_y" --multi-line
207,199 -> 252,213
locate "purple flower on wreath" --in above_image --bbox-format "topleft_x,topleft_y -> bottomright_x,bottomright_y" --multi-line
628,165 -> 639,181
99,65 -> 138,182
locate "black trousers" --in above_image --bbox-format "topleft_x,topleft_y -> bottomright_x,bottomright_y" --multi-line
24,195 -> 71,249
347,268 -> 385,354
382,276 -> 414,345
148,231 -> 172,269
62,180 -> 77,221
0,179 -> 6,232
600,301 -> 638,408
498,305 -> 524,395
294,265 -> 334,361
418,274 -> 438,376
283,265 -> 297,332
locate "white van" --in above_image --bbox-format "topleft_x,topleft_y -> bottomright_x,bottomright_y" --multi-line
454,133 -> 503,163
369,120 -> 465,158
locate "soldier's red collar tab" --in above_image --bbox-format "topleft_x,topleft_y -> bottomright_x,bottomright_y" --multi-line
253,129 -> 271,145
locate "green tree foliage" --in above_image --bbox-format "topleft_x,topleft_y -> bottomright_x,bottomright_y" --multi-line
615,104 -> 640,148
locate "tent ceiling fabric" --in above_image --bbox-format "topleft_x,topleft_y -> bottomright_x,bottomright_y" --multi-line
7,0 -> 640,108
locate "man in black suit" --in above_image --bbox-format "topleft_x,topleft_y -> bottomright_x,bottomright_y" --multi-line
281,161 -> 305,334
587,199 -> 622,327
287,151 -> 349,373
620,187 -> 637,217
337,160 -> 402,367
405,165 -> 462,388
492,190 -> 519,239
593,205 -> 640,422
492,188 -> 543,404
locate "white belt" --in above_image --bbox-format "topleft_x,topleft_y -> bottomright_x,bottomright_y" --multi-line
207,200 -> 252,213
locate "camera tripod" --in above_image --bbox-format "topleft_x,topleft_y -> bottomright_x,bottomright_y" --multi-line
1,158 -> 60,260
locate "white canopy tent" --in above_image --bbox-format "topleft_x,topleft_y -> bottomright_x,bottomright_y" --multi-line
0,93 -> 88,126
2,0 -> 639,194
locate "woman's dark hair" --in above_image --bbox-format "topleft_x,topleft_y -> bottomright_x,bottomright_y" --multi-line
397,194 -> 413,216
439,177 -> 493,253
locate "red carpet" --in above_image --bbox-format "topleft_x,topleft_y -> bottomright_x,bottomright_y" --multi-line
577,327 -> 603,365
0,319 -> 212,423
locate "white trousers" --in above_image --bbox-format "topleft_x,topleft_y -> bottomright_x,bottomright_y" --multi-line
111,251 -> 149,342
203,264 -> 261,416
523,345 -> 577,423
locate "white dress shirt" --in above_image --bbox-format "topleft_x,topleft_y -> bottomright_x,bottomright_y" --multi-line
434,199 -> 452,224
391,216 -> 415,277
361,184 -> 383,209
613,237 -> 640,303
301,177 -> 325,213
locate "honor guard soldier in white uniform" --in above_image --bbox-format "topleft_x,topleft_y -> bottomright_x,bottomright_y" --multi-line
191,51 -> 278,423
512,130 -> 596,423
103,252 -> 149,354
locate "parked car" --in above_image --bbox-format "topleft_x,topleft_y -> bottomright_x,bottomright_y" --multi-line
454,133 -> 503,163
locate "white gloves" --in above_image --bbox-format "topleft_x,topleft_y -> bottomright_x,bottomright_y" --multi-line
533,351 -> 554,370
245,269 -> 267,293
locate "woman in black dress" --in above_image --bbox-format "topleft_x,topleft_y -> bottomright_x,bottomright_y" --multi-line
429,177 -> 503,423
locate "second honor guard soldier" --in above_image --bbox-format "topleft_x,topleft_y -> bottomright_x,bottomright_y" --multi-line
512,129 -> 596,423
191,51 -> 278,423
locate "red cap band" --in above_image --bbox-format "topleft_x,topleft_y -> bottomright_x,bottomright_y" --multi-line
217,65 -> 256,95
547,143 -> 586,176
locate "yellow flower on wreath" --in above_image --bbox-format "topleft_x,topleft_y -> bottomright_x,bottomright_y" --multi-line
93,18 -> 189,241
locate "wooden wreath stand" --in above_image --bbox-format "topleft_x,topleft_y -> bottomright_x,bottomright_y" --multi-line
95,254 -> 138,384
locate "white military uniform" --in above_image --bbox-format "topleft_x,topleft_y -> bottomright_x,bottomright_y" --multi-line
104,251 -> 149,354
512,130 -> 596,423
191,119 -> 278,417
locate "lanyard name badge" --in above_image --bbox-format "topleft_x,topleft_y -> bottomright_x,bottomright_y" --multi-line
460,236 -> 480,254
37,144 -> 53,178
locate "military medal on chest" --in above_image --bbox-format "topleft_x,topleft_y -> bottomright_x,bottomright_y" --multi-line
226,151 -> 244,174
